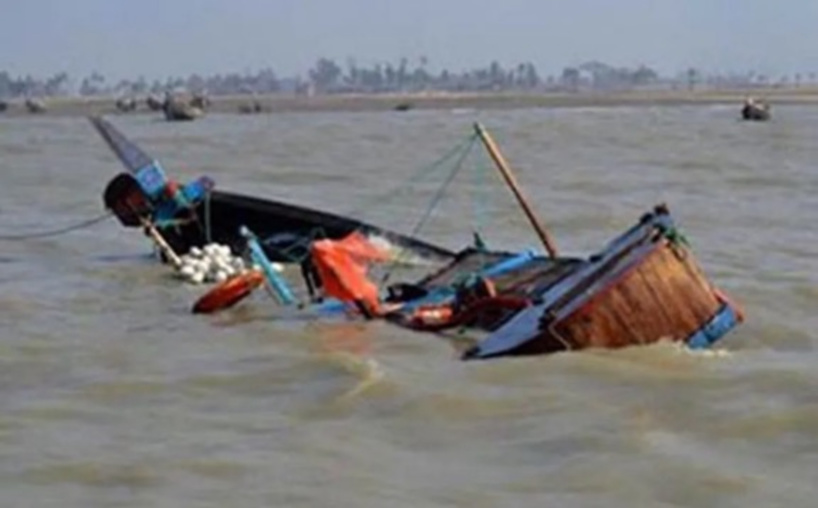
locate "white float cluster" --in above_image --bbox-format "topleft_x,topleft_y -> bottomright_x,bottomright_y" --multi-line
175,243 -> 254,284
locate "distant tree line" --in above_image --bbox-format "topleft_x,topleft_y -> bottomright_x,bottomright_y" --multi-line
1,58 -> 815,99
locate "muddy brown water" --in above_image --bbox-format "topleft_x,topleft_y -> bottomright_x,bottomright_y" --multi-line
0,106 -> 816,507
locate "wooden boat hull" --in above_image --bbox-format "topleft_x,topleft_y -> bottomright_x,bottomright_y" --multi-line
463,205 -> 742,359
154,188 -> 455,263
91,116 -> 455,263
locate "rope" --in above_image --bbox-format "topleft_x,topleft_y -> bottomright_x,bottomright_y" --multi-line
404,136 -> 476,241
379,135 -> 477,285
344,133 -> 479,219
662,225 -> 690,247
204,189 -> 212,244
471,150 -> 492,248
0,212 -> 113,240
259,227 -> 329,264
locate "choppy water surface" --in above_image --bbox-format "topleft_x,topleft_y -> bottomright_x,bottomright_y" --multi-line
1,106 -> 816,507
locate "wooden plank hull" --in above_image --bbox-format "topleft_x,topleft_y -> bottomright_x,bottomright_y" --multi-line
92,117 -> 456,263
464,205 -> 742,359
551,241 -> 720,350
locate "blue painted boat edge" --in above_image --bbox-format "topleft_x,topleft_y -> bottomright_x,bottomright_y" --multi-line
395,249 -> 540,313
685,303 -> 741,349
308,249 -> 543,317
134,161 -> 168,200
462,208 -> 711,360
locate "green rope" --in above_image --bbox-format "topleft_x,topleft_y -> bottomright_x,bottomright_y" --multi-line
154,217 -> 196,229
379,134 -> 478,285
661,225 -> 690,247
407,136 -> 477,240
344,133 -> 480,220
470,149 -> 492,250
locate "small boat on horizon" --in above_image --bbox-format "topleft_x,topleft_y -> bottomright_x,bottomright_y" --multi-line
741,97 -> 770,121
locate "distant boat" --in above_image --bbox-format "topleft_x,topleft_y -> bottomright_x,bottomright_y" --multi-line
25,98 -> 46,113
146,95 -> 165,111
741,97 -> 770,121
115,96 -> 137,112
238,100 -> 264,114
394,101 -> 414,112
190,93 -> 211,111
163,97 -> 204,121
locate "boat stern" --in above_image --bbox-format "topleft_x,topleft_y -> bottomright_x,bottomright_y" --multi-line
464,205 -> 743,360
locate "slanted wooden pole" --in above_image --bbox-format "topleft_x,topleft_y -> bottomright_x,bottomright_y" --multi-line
473,123 -> 559,258
140,218 -> 183,268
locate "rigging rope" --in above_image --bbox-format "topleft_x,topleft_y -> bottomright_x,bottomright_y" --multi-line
0,211 -> 113,240
403,135 -> 477,241
379,134 -> 478,285
344,133 -> 480,220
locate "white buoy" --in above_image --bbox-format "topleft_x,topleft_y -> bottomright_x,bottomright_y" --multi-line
175,242 -> 258,284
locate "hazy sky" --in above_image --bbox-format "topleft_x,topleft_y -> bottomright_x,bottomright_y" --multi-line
2,0 -> 817,80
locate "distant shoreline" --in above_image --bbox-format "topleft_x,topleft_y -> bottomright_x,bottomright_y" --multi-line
3,88 -> 818,117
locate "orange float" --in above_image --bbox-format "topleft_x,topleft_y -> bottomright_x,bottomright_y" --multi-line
192,270 -> 265,314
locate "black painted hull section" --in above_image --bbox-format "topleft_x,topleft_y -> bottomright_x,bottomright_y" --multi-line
159,190 -> 455,263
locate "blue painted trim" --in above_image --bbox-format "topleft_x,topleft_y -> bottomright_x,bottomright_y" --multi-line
182,176 -> 214,204
481,249 -> 539,278
312,298 -> 350,315
309,249 -> 542,317
465,209 -> 688,359
241,226 -> 297,306
686,304 -> 740,349
134,161 -> 168,200
397,249 -> 539,313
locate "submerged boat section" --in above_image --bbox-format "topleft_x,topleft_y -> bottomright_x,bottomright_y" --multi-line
91,116 -> 455,264
463,205 -> 743,359
92,116 -> 743,360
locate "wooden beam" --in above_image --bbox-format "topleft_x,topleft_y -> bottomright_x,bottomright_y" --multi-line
473,123 -> 559,258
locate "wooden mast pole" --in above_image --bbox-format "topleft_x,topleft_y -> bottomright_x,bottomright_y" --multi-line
140,218 -> 183,268
473,122 -> 559,258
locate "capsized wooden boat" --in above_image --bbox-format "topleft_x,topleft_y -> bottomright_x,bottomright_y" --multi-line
90,116 -> 455,263
210,124 -> 743,359
219,209 -> 742,360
